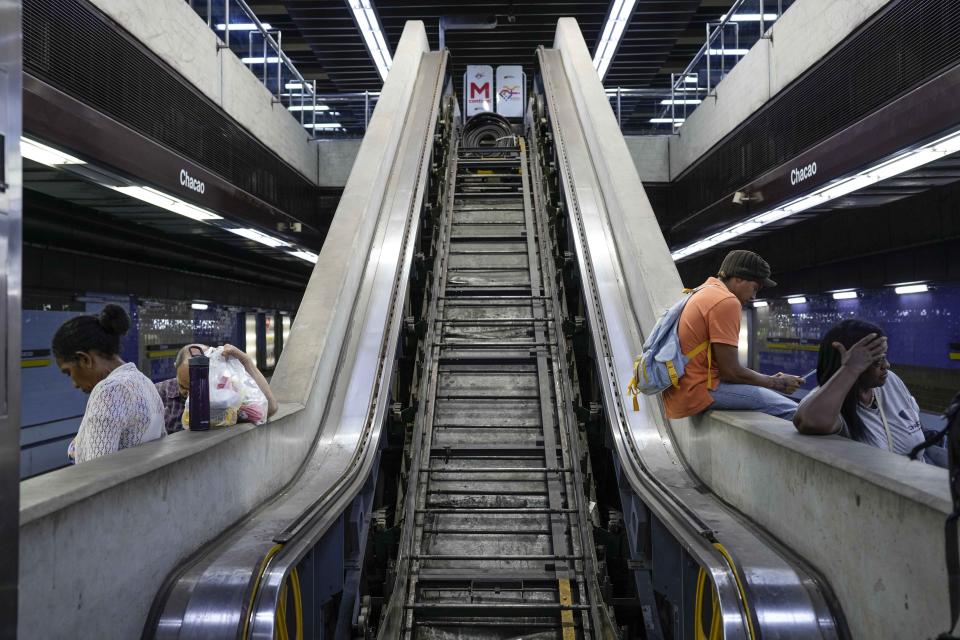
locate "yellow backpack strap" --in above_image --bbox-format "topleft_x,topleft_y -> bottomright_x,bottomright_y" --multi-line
685,340 -> 714,390
684,340 -> 709,360
627,357 -> 641,411
665,360 -> 680,387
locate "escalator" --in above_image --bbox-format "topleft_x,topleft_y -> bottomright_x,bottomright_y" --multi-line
146,19 -> 846,640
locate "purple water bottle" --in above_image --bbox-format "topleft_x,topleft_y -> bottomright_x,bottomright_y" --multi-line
188,346 -> 210,431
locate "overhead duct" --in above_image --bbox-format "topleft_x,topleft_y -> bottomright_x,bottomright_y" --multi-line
438,14 -> 496,50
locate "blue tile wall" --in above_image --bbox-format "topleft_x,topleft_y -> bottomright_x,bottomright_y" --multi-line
754,284 -> 960,377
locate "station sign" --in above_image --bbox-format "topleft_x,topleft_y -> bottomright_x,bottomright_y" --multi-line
465,65 -> 494,116
495,66 -> 525,118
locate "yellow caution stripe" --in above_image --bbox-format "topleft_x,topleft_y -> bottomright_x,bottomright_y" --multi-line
558,578 -> 576,640
146,349 -> 179,359
764,342 -> 819,352
21,358 -> 50,368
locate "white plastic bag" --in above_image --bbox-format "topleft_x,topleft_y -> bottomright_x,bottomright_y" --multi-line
224,353 -> 269,425
183,347 -> 241,428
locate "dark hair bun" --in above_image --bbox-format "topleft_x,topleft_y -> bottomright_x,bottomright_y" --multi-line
98,304 -> 131,336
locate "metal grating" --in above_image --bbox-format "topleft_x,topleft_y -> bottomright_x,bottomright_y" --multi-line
22,0 -> 318,223
669,0 -> 960,240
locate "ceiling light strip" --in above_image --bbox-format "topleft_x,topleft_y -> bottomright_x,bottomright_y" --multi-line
671,128 -> 960,262
593,0 -> 638,80
347,0 -> 392,81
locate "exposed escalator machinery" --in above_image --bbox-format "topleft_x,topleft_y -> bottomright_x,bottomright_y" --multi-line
377,113 -> 619,638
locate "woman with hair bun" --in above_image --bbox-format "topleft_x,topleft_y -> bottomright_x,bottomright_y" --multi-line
53,304 -> 165,463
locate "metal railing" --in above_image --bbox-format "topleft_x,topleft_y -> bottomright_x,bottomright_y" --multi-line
185,0 -> 375,137
636,0 -> 795,133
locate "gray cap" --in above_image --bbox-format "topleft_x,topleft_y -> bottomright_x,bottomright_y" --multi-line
718,250 -> 777,288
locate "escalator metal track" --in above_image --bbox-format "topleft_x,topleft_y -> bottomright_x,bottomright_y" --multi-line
388,136 -> 610,638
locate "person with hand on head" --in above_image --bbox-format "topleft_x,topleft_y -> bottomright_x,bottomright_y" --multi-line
155,342 -> 277,432
53,304 -> 166,464
663,249 -> 806,421
793,319 -> 943,466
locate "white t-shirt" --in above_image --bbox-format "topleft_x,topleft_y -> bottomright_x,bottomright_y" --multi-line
74,362 -> 166,463
805,370 -> 925,457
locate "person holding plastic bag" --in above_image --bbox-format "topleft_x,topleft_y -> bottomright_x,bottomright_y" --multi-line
156,343 -> 277,430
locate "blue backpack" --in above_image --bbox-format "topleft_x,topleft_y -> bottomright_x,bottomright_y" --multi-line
626,286 -> 715,410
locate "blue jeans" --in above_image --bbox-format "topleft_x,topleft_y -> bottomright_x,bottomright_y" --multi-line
707,382 -> 798,420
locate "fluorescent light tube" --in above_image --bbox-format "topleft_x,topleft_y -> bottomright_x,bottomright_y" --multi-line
21,137 -> 86,166
228,228 -> 290,248
787,296 -> 807,305
305,123 -> 343,129
191,303 -> 209,311
650,118 -> 684,124
593,0 -> 638,80
707,48 -> 750,56
894,284 -> 928,295
753,300 -> 768,308
672,127 -> 960,262
288,250 -> 319,264
241,56 -> 281,64
287,105 -> 330,112
721,13 -> 778,22
832,291 -> 857,300
347,0 -> 392,81
660,99 -> 702,105
110,185 -> 222,221
216,23 -> 272,31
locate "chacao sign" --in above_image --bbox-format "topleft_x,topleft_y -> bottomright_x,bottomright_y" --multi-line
180,168 -> 205,194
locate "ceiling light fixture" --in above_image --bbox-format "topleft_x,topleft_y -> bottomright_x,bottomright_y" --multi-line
216,23 -> 272,31
288,250 -> 319,264
191,303 -> 209,311
241,56 -> 281,64
20,137 -> 86,166
707,48 -> 750,56
650,118 -> 684,124
660,99 -> 702,105
752,300 -> 768,308
593,0 -> 638,80
721,13 -> 778,22
894,283 -> 929,295
109,185 -> 223,222
832,291 -> 858,300
228,228 -> 290,248
787,296 -> 807,305
347,0 -> 392,81
672,128 -> 960,261
305,123 -> 344,130
287,105 -> 331,112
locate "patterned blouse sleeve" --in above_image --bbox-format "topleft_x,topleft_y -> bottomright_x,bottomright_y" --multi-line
78,381 -> 133,461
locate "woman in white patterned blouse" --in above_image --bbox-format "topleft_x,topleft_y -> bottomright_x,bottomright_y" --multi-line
53,304 -> 165,464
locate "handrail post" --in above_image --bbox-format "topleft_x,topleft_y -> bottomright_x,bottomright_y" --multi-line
276,31 -> 282,97
223,0 -> 229,48
670,74 -> 676,125
616,86 -> 621,128
706,23 -> 712,94
312,80 -> 317,138
364,90 -> 370,129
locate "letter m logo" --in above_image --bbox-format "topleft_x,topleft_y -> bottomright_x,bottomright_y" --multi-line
469,82 -> 489,99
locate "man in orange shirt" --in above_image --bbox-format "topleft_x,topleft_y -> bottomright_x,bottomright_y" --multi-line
663,250 -> 805,420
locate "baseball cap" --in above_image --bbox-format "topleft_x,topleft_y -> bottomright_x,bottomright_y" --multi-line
718,250 -> 777,288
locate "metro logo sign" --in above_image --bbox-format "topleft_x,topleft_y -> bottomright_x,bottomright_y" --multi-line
465,65 -> 493,116
469,82 -> 490,100
464,64 -> 526,118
